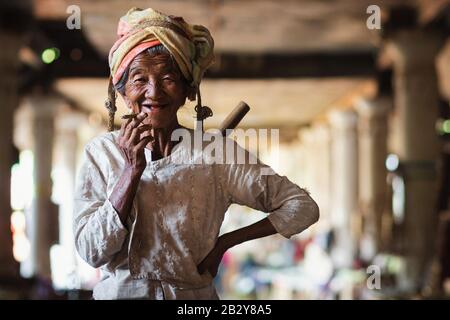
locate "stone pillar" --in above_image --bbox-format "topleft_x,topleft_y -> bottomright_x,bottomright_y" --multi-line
356,97 -> 390,260
300,128 -> 316,200
300,124 -> 332,231
53,109 -> 85,288
0,23 -> 23,281
329,109 -> 359,268
313,124 -> 332,229
386,29 -> 443,291
27,93 -> 60,280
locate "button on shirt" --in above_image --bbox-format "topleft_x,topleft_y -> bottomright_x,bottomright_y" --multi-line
73,129 -> 319,299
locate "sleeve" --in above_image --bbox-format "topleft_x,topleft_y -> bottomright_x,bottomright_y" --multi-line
73,142 -> 129,268
221,139 -> 319,239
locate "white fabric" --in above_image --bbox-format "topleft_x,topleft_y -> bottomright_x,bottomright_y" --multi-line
73,129 -> 319,300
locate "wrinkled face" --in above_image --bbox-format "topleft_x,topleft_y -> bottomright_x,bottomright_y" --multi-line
122,52 -> 192,129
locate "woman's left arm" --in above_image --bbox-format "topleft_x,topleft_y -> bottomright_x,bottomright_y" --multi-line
197,217 -> 276,276
198,140 -> 319,277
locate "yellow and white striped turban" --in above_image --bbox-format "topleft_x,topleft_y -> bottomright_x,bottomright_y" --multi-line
108,7 -> 215,88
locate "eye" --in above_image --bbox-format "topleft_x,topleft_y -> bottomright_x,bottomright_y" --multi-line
163,75 -> 176,83
133,77 -> 146,84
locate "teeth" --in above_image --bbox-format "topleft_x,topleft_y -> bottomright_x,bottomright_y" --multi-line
142,104 -> 164,109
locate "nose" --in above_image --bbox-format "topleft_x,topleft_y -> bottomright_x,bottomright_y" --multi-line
144,78 -> 164,100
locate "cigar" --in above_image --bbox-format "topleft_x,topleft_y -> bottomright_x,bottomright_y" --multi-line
121,113 -> 139,120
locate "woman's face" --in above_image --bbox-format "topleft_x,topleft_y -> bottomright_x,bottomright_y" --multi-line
122,52 -> 191,129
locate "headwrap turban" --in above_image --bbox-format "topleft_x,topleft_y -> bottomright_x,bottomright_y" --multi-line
105,7 -> 215,131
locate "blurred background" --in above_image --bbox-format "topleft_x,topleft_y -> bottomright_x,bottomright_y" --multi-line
1,0 -> 450,300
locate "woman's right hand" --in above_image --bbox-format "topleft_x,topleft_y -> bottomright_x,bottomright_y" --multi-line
118,112 -> 153,174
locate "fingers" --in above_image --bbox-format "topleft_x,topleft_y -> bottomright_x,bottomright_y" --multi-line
131,112 -> 148,128
122,112 -> 148,141
134,134 -> 153,151
197,262 -> 206,275
197,248 -> 223,277
128,125 -> 152,144
198,267 -> 205,275
197,255 -> 211,275
197,262 -> 215,277
119,117 -> 132,138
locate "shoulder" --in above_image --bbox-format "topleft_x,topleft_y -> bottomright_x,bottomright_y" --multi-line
83,131 -> 122,168
85,130 -> 120,153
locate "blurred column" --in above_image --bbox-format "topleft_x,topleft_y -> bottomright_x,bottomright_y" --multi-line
0,17 -> 24,280
53,109 -> 85,288
386,29 -> 443,291
28,93 -> 60,281
329,109 -> 358,268
356,97 -> 390,260
301,124 -> 332,231
300,128 -> 316,199
313,123 -> 332,229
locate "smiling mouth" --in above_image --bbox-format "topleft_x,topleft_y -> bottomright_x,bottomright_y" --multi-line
141,103 -> 168,111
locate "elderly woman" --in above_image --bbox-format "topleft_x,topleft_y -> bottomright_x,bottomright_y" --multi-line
74,7 -> 319,300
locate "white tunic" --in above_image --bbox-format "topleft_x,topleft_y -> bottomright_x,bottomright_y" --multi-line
73,129 -> 319,299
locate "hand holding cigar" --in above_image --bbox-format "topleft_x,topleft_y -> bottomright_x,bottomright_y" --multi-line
120,112 -> 154,144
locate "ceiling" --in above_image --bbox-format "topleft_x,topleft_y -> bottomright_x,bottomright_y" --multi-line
31,0 -> 433,129
33,0 -> 413,55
